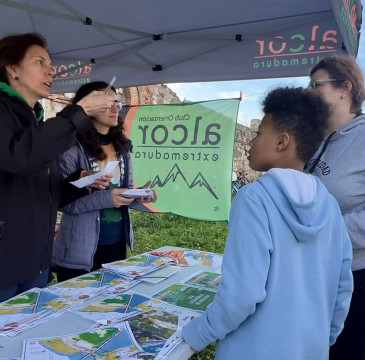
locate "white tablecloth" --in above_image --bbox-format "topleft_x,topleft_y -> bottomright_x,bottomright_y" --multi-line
0,246 -> 221,359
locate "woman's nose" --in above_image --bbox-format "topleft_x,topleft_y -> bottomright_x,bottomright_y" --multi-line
48,65 -> 56,76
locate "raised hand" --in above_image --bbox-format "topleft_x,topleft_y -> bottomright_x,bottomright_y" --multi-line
77,90 -> 115,117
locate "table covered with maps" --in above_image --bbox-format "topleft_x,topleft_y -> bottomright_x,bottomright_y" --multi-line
0,246 -> 223,360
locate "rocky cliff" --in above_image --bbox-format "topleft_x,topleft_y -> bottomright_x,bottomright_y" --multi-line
233,123 -> 262,182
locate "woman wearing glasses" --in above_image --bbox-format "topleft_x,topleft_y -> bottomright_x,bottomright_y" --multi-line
306,55 -> 365,359
53,81 -> 157,282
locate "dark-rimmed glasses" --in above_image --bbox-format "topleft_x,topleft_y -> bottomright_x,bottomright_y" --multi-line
308,79 -> 346,89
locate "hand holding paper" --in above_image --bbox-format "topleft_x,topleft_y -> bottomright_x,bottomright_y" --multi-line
136,180 -> 158,203
79,170 -> 113,190
119,188 -> 155,199
70,161 -> 119,188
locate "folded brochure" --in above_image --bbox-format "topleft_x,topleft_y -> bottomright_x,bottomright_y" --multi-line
119,188 -> 154,199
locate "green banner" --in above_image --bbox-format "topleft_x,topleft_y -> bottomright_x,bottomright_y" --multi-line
125,99 -> 239,221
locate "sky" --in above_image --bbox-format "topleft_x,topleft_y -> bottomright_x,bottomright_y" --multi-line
168,11 -> 365,127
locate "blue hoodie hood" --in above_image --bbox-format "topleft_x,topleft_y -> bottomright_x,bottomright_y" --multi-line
257,169 -> 334,243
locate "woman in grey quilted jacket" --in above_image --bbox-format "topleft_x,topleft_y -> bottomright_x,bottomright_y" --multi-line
53,81 -> 157,282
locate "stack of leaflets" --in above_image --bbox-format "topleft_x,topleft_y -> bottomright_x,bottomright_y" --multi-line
0,248 -> 224,359
149,248 -> 223,268
152,284 -> 216,312
182,271 -> 222,291
21,322 -> 142,360
137,265 -> 181,284
149,271 -> 222,312
102,253 -> 174,279
22,304 -> 196,360
48,269 -> 141,298
118,188 -> 154,199
71,291 -> 164,324
0,288 -> 83,337
22,306 -> 195,360
125,304 -> 195,359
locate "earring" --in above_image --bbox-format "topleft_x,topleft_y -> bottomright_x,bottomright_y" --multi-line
14,76 -> 19,81
340,95 -> 344,99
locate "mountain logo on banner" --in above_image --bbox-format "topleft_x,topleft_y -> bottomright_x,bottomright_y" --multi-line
150,164 -> 218,199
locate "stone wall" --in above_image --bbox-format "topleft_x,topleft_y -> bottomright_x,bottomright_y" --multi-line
44,84 -> 181,118
233,123 -> 262,182
117,84 -> 181,106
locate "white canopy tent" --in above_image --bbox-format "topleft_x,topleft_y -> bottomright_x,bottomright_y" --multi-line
0,0 -> 362,93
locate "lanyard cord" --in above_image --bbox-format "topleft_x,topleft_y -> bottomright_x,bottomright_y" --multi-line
305,131 -> 336,174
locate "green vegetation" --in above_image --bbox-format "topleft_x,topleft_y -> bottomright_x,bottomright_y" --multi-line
129,210 -> 229,360
129,210 -> 228,256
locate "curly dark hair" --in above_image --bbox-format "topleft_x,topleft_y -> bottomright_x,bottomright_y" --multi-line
262,87 -> 330,163
73,81 -> 131,160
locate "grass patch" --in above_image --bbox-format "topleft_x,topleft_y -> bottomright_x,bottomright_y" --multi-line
129,210 -> 228,255
129,210 -> 228,360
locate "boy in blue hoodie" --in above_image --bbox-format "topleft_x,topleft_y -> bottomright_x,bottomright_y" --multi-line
182,87 -> 353,360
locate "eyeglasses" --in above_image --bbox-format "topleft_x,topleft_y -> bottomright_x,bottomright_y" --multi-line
308,79 -> 346,89
108,100 -> 123,111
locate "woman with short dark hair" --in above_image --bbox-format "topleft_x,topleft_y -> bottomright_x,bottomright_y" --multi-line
0,33 -> 114,302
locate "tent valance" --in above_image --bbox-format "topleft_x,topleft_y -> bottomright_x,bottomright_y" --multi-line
0,0 -> 362,93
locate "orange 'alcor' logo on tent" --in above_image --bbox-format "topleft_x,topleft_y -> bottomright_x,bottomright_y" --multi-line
255,25 -> 338,59
343,0 -> 358,37
53,61 -> 93,80
341,0 -> 359,53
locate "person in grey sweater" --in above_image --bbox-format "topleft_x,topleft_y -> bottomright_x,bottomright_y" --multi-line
306,55 -> 365,359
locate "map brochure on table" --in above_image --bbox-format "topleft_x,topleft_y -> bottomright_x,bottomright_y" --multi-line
152,283 -> 216,312
180,270 -> 222,291
21,304 -> 197,360
103,277 -> 142,296
48,269 -> 141,298
138,265 -> 181,284
71,291 -> 164,324
21,322 -> 142,360
149,249 -> 223,268
102,253 -> 173,279
0,288 -> 83,337
125,304 -> 196,360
